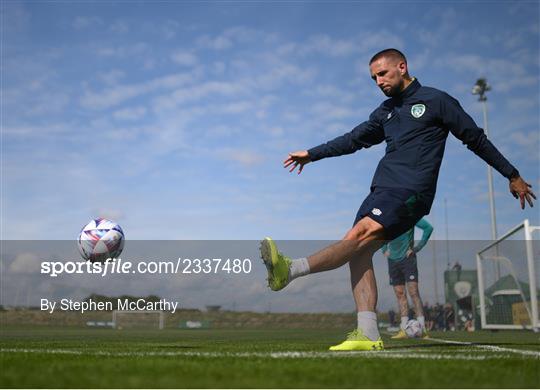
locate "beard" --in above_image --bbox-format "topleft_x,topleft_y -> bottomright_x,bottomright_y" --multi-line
381,80 -> 405,97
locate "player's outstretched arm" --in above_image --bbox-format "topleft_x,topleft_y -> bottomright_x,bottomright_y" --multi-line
440,92 -> 536,210
284,150 -> 311,174
509,176 -> 536,209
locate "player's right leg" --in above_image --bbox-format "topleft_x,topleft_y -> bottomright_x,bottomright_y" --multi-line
261,217 -> 385,291
260,237 -> 292,291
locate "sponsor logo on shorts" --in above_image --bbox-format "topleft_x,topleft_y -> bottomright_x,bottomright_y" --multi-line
409,275 -> 415,280
371,208 -> 382,216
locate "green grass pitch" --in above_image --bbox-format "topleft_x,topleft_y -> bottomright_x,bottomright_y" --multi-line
1,326 -> 539,388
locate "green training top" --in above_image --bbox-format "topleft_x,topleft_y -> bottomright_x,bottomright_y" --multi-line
381,218 -> 433,261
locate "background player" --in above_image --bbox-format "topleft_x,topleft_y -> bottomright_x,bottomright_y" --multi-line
382,218 -> 433,339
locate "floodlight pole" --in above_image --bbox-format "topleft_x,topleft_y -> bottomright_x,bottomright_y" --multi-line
444,198 -> 450,270
473,78 -> 499,279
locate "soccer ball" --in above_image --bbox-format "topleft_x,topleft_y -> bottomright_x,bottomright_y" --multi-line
77,218 -> 124,262
404,319 -> 423,338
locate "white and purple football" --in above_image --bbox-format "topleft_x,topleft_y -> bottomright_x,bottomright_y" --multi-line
405,319 -> 423,338
77,218 -> 124,263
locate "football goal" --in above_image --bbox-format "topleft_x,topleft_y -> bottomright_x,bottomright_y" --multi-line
476,219 -> 539,331
112,310 -> 165,330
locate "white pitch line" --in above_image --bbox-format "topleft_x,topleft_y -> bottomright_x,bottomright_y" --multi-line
427,337 -> 540,358
0,348 -> 530,361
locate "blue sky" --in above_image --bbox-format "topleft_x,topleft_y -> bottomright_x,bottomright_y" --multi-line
3,1 -> 538,242
1,1 -> 539,312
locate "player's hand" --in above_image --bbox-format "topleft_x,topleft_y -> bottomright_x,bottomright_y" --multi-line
406,248 -> 415,258
284,150 -> 311,174
509,176 -> 536,209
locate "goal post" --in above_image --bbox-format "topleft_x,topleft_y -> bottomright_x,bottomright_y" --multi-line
476,219 -> 539,331
112,310 -> 165,330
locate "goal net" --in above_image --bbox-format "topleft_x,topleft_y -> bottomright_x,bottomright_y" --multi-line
476,219 -> 539,331
112,310 -> 165,330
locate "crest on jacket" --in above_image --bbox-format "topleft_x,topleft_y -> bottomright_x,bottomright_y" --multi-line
411,104 -> 426,118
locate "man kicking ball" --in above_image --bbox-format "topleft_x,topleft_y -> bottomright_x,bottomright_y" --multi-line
261,48 -> 535,351
382,218 -> 433,339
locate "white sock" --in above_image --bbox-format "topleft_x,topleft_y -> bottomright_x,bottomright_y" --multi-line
357,311 -> 380,341
417,316 -> 425,329
288,257 -> 310,282
400,316 -> 409,330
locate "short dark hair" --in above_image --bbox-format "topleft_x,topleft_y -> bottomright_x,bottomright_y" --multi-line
369,48 -> 407,65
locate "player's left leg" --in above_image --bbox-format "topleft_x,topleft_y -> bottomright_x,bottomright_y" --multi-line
329,244 -> 384,351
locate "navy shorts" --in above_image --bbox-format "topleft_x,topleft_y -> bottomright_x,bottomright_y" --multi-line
388,254 -> 418,285
353,187 -> 430,241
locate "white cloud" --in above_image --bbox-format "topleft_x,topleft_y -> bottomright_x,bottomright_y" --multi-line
303,34 -> 357,57
8,253 -> 41,274
72,16 -> 102,30
143,58 -> 156,70
110,20 -> 129,34
436,53 -> 538,95
95,42 -> 148,58
196,26 -> 272,51
3,123 -> 70,137
81,70 -> 200,110
255,63 -> 317,88
3,1 -> 30,32
94,209 -> 125,221
510,130 -> 539,147
19,92 -> 71,116
171,51 -> 198,66
356,31 -> 405,54
275,42 -> 297,56
268,127 -> 284,136
212,61 -> 227,75
311,102 -> 356,121
161,20 -> 180,39
98,70 -> 125,85
306,85 -> 355,103
324,122 -> 349,135
497,76 -> 539,93
218,148 -> 264,166
196,34 -> 233,50
113,106 -> 147,121
152,80 -> 248,111
507,130 -> 540,163
506,97 -> 538,111
220,100 -> 253,114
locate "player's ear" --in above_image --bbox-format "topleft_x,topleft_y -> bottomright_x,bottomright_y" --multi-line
398,61 -> 407,76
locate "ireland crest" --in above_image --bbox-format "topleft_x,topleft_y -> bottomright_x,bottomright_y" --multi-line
411,104 -> 426,118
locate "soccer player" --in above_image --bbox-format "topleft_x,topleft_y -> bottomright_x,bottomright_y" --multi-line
382,218 -> 433,339
261,48 -> 535,351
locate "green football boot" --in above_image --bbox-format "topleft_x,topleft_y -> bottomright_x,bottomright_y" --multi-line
260,237 -> 292,291
329,329 -> 384,351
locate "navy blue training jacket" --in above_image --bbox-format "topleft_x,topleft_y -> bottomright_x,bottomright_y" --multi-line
307,79 -> 518,209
